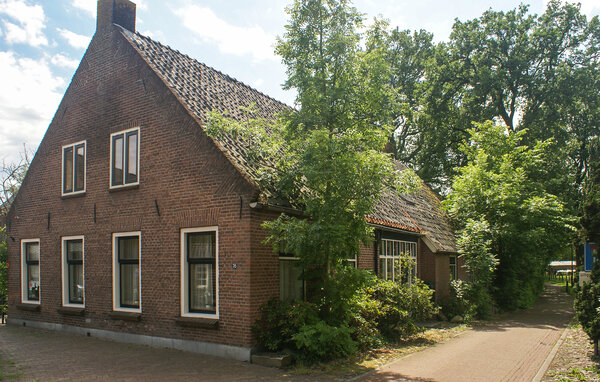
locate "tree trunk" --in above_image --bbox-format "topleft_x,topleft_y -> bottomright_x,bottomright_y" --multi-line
595,339 -> 599,357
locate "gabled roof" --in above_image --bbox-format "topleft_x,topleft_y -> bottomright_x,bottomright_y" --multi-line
120,28 -> 457,254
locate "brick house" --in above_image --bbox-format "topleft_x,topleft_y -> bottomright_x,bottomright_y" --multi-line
5,0 -> 463,361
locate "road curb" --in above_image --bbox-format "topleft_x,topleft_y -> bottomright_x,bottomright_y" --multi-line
531,326 -> 569,382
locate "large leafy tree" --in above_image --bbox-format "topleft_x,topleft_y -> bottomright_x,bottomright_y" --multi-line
207,0 -> 412,321
380,1 -> 600,196
444,122 -> 572,311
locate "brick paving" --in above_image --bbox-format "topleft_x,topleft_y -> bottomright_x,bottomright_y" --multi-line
359,283 -> 573,382
0,323 -> 322,381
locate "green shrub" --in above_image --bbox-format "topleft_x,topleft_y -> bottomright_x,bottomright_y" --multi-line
441,280 -> 475,320
362,277 -> 438,341
252,298 -> 319,352
293,321 -> 357,362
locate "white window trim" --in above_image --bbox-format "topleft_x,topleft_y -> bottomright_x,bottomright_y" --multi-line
180,226 -> 219,319
61,140 -> 87,196
112,231 -> 142,313
109,127 -> 140,189
379,238 -> 418,284
61,236 -> 85,308
21,238 -> 41,304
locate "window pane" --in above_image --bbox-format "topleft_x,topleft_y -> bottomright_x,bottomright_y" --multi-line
75,144 -> 85,191
279,260 -> 303,302
118,237 -> 139,260
63,147 -> 73,193
112,135 -> 123,186
120,264 -> 139,307
67,239 -> 83,261
125,132 -> 137,184
188,233 -> 215,259
69,263 -> 84,304
28,264 -> 39,301
387,258 -> 394,281
26,242 -> 39,261
190,263 -> 215,311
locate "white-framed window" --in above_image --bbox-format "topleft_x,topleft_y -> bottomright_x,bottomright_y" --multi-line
62,140 -> 86,195
112,232 -> 141,312
110,127 -> 139,188
180,227 -> 219,318
21,239 -> 40,304
378,239 -> 417,284
449,255 -> 457,281
279,256 -> 304,302
346,254 -> 357,268
61,236 -> 84,307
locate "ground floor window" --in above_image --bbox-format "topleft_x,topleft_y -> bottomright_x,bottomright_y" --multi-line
113,232 -> 141,312
449,255 -> 457,281
21,239 -> 40,303
62,236 -> 84,306
181,227 -> 218,318
279,257 -> 304,302
378,239 -> 417,284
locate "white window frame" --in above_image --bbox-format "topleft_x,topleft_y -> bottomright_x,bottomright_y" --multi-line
61,236 -> 85,308
112,231 -> 142,313
61,140 -> 86,196
346,253 -> 357,268
21,238 -> 41,304
109,127 -> 140,189
180,226 -> 219,319
378,238 -> 418,284
449,255 -> 457,281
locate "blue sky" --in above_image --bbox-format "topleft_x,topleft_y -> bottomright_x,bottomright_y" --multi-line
0,0 -> 599,165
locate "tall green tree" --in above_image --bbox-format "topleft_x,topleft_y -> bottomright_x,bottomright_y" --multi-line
207,0 -> 413,322
380,1 -> 600,196
444,122 -> 572,311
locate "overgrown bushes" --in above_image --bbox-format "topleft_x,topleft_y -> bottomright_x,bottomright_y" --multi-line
253,267 -> 438,362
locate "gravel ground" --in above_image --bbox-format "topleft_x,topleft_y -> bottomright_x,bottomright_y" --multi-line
543,322 -> 600,382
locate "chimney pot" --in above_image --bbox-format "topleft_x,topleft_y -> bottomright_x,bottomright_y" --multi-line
97,0 -> 136,33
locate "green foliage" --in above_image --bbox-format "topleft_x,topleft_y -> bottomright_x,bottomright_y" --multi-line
0,227 -> 6,315
441,280 -> 475,321
293,321 -> 357,363
582,140 -> 600,243
575,254 -> 600,355
252,299 -> 319,352
445,121 -> 573,311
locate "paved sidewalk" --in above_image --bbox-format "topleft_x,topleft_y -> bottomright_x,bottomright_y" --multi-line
0,323 -> 322,381
359,283 -> 574,382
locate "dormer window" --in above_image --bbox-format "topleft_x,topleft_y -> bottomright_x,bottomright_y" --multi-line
110,127 -> 139,188
62,141 -> 86,195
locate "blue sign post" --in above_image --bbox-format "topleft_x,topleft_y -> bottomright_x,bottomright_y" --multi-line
584,243 -> 598,272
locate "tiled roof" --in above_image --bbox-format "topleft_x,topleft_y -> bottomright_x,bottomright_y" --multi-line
123,30 -> 290,189
370,163 -> 457,253
122,29 -> 457,254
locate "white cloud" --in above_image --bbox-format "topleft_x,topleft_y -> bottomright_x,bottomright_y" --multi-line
0,0 -> 47,46
0,51 -> 65,163
72,0 -> 147,17
50,53 -> 79,69
57,27 -> 90,49
174,5 -> 277,63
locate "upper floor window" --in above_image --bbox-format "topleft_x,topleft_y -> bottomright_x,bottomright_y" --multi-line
21,239 -> 40,303
110,128 -> 139,188
62,141 -> 86,195
378,239 -> 417,284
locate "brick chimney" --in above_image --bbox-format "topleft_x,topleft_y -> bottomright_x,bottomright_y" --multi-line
97,0 -> 136,33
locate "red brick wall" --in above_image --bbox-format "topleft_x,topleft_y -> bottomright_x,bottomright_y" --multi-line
6,25 -> 264,349
418,239 -> 436,288
357,240 -> 375,271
